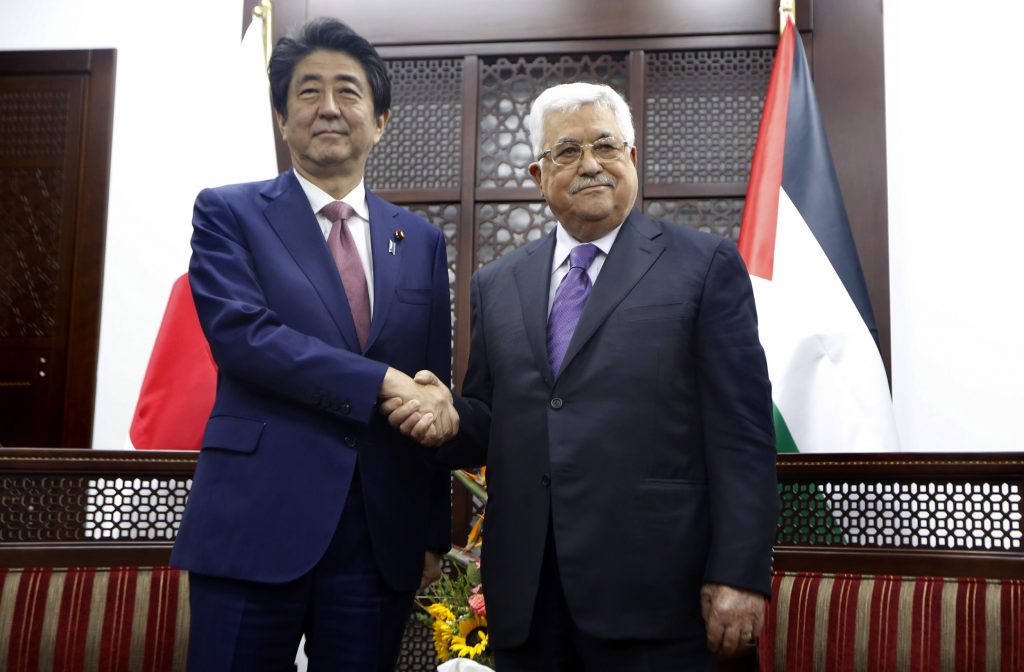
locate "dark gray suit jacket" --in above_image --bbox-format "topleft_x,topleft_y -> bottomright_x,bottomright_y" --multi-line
442,210 -> 778,648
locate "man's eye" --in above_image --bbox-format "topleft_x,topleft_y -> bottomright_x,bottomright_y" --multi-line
556,146 -> 581,158
299,88 -> 319,97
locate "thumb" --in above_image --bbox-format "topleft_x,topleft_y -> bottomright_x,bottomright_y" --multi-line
414,369 -> 439,385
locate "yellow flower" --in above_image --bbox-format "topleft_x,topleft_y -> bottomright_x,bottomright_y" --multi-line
425,603 -> 457,661
431,619 -> 454,661
426,603 -> 456,623
449,614 -> 488,660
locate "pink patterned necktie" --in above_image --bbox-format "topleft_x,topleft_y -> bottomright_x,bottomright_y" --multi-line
322,201 -> 370,350
547,243 -> 599,377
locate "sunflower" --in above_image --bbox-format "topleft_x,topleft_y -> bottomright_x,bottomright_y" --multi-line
425,603 -> 457,660
430,618 -> 455,661
426,603 -> 456,623
449,614 -> 489,660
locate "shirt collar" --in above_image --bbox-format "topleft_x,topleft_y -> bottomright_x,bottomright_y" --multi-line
551,221 -> 622,272
292,169 -> 370,221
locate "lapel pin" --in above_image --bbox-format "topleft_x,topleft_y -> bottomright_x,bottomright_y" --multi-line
389,229 -> 405,256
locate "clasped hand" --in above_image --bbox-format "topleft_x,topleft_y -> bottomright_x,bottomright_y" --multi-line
379,368 -> 459,447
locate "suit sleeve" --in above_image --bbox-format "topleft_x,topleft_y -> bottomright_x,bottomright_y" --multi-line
188,187 -> 388,426
436,272 -> 491,470
425,231 -> 455,553
696,238 -> 779,597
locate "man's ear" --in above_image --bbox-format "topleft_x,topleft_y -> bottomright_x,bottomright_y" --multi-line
372,109 -> 392,145
275,110 -> 288,140
528,162 -> 543,188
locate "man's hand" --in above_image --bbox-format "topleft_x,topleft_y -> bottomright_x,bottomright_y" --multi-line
701,583 -> 765,658
379,369 -> 459,447
420,550 -> 443,591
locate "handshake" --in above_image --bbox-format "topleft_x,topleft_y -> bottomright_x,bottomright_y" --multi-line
378,368 -> 459,447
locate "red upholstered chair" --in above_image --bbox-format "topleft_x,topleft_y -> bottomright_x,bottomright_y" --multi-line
0,567 -> 188,672
759,572 -> 1024,671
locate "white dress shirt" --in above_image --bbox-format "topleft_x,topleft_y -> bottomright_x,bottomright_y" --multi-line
293,169 -> 376,310
547,222 -> 623,316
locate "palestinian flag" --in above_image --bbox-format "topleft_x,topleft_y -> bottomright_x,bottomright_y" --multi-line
738,17 -> 899,453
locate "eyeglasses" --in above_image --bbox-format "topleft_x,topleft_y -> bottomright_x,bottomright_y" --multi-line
539,139 -> 630,166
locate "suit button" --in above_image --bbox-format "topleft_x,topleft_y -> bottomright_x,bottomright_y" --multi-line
550,397 -> 563,409
345,436 -> 357,448
340,403 -> 351,415
541,474 -> 551,487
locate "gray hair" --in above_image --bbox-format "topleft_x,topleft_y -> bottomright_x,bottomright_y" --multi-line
528,83 -> 635,160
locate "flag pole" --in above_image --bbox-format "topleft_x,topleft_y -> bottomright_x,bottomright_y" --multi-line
253,0 -> 273,67
779,0 -> 795,33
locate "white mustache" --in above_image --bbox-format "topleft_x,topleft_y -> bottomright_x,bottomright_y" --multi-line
569,176 -> 615,194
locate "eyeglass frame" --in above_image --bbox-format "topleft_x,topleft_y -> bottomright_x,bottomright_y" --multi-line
536,138 -> 632,166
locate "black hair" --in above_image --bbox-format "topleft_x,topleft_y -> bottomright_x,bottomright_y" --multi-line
268,18 -> 391,120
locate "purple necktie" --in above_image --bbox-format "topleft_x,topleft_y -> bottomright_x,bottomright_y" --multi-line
547,243 -> 600,377
322,201 -> 371,349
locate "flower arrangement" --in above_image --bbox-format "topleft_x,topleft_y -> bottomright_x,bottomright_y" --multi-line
417,469 -> 492,669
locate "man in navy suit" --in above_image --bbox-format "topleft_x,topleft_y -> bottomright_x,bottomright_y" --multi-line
387,83 -> 778,671
171,18 -> 458,671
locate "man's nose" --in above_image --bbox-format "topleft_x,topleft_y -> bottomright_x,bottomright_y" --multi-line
319,93 -> 341,117
577,150 -> 603,175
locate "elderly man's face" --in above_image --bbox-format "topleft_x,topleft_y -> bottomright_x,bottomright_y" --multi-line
528,104 -> 638,242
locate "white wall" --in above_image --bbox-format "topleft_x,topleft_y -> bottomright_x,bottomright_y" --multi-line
3,1 -> 1022,452
885,1 -> 1024,451
1,0 -> 276,448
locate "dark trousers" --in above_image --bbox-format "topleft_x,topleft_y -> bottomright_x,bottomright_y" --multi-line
186,476 -> 414,672
494,522 -> 715,672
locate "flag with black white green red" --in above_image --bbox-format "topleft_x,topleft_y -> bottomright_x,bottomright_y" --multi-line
738,17 -> 899,453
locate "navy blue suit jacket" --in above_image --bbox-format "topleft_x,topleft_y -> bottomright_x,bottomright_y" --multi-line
440,211 -> 778,647
171,171 -> 452,592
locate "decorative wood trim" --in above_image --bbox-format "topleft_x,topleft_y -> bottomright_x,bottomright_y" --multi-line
373,188 -> 460,204
777,452 -> 1024,476
474,186 -> 542,203
0,544 -> 173,569
306,0 -> 814,47
644,183 -> 750,199
450,56 -> 481,549
629,49 -> 646,195
773,547 -> 1024,580
376,33 -> 783,59
63,49 -> 115,448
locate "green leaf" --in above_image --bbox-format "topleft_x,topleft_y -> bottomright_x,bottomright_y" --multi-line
466,561 -> 482,585
453,470 -> 488,503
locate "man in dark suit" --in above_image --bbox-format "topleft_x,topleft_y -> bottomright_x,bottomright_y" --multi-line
170,18 -> 458,671
386,83 -> 778,671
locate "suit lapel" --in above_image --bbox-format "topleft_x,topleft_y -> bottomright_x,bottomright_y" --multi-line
514,232 -> 557,388
559,211 -> 665,376
365,191 -> 401,352
262,172 -> 361,351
